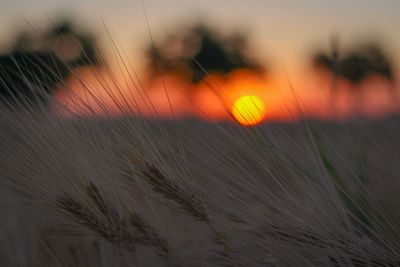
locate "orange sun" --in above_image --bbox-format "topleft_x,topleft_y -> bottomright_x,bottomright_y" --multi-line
231,95 -> 266,126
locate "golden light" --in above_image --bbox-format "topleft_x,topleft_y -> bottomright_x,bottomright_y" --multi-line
231,95 -> 266,126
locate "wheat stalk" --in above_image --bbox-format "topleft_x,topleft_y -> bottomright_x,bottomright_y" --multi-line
57,182 -> 171,259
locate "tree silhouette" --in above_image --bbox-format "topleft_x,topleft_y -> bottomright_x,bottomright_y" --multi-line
0,19 -> 99,107
313,39 -> 394,85
44,20 -> 99,67
146,23 -> 265,86
313,38 -> 396,111
0,50 -> 68,105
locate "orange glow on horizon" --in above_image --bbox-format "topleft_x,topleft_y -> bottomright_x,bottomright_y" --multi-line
52,66 -> 400,122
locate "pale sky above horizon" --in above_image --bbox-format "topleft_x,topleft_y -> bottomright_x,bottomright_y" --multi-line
1,0 -> 400,79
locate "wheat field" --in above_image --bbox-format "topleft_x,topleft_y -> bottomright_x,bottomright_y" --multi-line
1,101 -> 400,266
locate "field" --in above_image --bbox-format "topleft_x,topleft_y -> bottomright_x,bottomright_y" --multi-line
1,106 -> 400,266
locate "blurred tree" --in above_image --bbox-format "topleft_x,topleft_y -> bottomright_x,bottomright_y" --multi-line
44,20 -> 99,67
0,19 -> 99,107
313,38 -> 396,110
313,39 -> 394,85
0,50 -> 68,105
145,23 -> 265,85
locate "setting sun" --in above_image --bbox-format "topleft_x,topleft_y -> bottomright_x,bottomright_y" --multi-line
231,95 -> 266,126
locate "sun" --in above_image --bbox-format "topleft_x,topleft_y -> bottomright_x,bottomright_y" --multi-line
231,95 -> 266,126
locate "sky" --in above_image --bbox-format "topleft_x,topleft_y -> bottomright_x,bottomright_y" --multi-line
1,0 -> 400,121
1,0 -> 399,70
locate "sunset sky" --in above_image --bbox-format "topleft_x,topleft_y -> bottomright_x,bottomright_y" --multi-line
1,0 -> 400,69
1,0 -> 400,121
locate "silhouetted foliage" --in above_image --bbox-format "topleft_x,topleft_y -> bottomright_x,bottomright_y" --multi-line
146,23 -> 265,85
0,51 -> 68,105
44,20 -> 99,67
313,39 -> 394,84
0,19 -> 99,106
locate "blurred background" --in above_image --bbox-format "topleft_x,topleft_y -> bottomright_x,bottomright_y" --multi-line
1,0 -> 400,123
